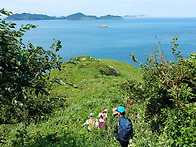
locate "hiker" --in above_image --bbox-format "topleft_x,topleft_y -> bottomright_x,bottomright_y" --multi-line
102,108 -> 108,120
102,108 -> 108,130
98,113 -> 104,128
126,97 -> 130,106
112,107 -> 118,118
111,108 -> 119,135
81,113 -> 98,132
115,106 -> 133,147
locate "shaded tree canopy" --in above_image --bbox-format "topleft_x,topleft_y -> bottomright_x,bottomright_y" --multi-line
0,9 -> 63,124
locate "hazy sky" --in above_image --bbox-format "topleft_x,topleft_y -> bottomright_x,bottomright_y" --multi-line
2,0 -> 196,17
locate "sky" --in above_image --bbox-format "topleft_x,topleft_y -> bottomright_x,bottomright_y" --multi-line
1,0 -> 196,17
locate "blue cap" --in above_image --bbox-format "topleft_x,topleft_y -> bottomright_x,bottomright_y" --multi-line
116,106 -> 125,113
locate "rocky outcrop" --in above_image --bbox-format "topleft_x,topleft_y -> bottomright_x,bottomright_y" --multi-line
98,25 -> 108,28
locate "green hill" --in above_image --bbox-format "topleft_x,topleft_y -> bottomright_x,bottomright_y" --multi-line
3,54 -> 192,146
6,13 -> 57,20
50,56 -> 143,110
1,56 -> 144,146
66,13 -> 98,20
99,15 -> 123,20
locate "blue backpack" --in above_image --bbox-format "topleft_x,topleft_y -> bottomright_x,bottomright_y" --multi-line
116,116 -> 133,142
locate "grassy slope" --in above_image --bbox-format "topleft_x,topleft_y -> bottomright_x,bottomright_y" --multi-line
2,56 -> 154,147
50,56 -> 143,113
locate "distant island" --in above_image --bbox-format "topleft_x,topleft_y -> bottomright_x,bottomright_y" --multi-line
6,12 -> 123,20
123,15 -> 148,18
6,13 -> 57,20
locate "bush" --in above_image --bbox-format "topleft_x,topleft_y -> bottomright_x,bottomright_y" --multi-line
0,9 -> 64,124
124,37 -> 196,146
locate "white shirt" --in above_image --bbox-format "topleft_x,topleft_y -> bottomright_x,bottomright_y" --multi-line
83,117 -> 98,130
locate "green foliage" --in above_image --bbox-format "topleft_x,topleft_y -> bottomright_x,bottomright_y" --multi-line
0,54 -> 143,146
0,9 -> 64,124
125,37 -> 196,146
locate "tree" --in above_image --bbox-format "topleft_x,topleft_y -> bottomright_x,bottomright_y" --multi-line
0,9 -> 63,124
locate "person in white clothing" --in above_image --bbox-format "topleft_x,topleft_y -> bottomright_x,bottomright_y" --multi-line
81,113 -> 98,132
98,113 -> 105,128
102,109 -> 108,120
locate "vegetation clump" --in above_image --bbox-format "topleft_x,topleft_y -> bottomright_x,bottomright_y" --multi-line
123,37 -> 196,146
0,9 -> 65,124
67,56 -> 119,76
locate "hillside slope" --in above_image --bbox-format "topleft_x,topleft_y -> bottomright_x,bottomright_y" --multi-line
1,56 -> 143,146
50,56 -> 143,110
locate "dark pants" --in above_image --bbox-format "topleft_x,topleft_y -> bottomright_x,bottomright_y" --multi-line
120,141 -> 129,147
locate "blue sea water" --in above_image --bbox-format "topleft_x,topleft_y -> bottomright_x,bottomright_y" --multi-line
13,18 -> 196,67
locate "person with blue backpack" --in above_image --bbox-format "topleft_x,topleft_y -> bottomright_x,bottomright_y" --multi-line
116,106 -> 133,147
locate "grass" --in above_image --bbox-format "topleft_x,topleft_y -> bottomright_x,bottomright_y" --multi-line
0,56 -> 169,146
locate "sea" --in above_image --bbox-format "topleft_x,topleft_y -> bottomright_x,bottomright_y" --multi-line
13,18 -> 196,67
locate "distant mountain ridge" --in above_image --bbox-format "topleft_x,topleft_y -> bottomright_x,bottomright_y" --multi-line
6,13 -> 57,20
6,12 -> 123,20
123,15 -> 148,18
66,13 -> 98,20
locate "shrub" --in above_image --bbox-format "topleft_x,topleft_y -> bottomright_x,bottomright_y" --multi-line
0,9 -> 64,124
124,37 -> 196,146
